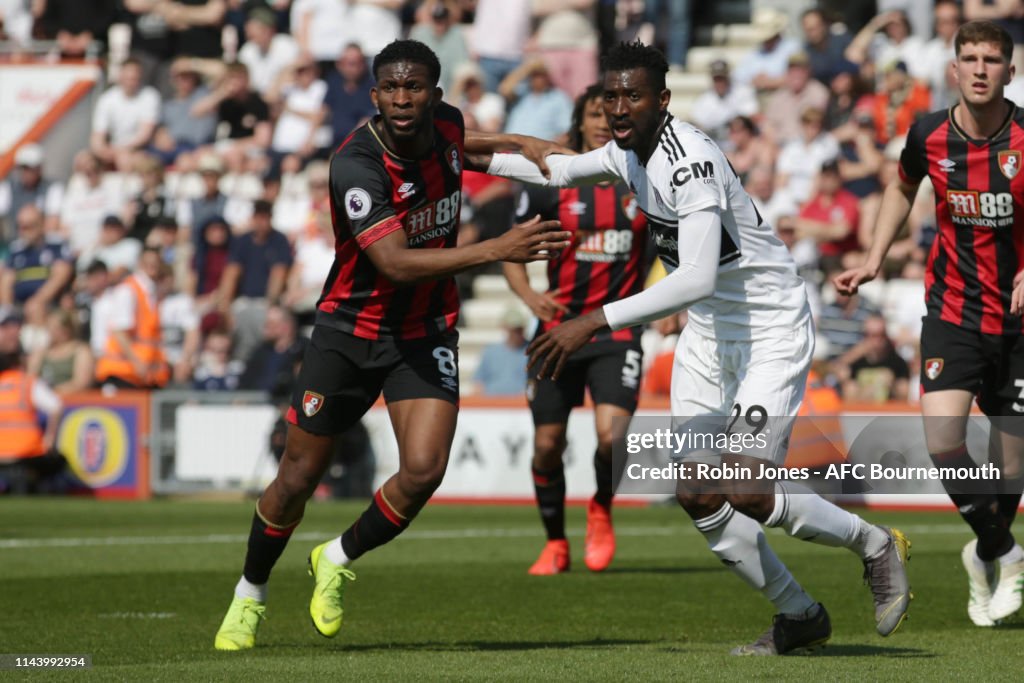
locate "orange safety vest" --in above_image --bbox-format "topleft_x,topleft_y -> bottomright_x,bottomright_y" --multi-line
0,368 -> 46,458
94,275 -> 170,387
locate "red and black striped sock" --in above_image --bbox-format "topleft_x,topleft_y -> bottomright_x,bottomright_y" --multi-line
532,465 -> 566,540
340,489 -> 410,562
242,508 -> 300,584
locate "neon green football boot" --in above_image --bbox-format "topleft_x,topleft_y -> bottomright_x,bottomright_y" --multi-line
308,541 -> 357,637
214,596 -> 266,651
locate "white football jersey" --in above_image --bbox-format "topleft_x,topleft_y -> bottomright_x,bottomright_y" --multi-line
596,114 -> 809,340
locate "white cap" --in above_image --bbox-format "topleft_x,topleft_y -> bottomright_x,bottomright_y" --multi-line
15,143 -> 43,167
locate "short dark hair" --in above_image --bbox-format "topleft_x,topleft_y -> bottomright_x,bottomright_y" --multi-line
373,40 -> 441,86
568,83 -> 605,153
956,20 -> 1014,62
601,40 -> 668,93
253,199 -> 274,216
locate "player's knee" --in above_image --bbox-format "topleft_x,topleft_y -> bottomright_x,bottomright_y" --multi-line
398,457 -> 447,499
726,492 -> 774,523
276,457 -> 321,501
533,431 -> 567,466
676,489 -> 720,519
595,430 -> 616,460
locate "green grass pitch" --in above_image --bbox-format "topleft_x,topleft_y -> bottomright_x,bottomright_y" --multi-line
2,499 -> 1023,681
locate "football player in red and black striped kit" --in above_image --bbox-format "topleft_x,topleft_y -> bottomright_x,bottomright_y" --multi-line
837,20 -> 1024,626
503,85 -> 649,574
214,40 -> 571,651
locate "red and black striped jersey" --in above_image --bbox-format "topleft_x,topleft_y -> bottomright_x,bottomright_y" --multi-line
899,102 -> 1024,335
317,102 -> 464,340
515,182 -> 649,350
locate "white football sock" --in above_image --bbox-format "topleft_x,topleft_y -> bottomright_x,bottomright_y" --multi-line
323,536 -> 351,566
765,481 -> 888,559
235,576 -> 267,602
998,543 -> 1024,566
694,502 -> 816,617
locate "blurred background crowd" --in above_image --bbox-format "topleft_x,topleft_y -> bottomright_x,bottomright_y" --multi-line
2,0 -> 1024,409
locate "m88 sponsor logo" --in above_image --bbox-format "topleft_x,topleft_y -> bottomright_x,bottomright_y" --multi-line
406,190 -> 461,245
946,190 -> 1015,227
575,228 -> 634,262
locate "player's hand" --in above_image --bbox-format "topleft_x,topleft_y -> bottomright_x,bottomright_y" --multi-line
527,310 -> 606,380
1012,270 -> 1024,316
833,265 -> 878,296
518,137 -> 576,179
525,289 -> 569,322
497,214 -> 570,263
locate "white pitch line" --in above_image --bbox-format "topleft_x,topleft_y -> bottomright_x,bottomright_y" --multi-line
0,523 -> 969,550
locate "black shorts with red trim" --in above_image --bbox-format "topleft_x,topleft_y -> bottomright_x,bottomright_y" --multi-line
527,343 -> 643,425
920,316 -> 1024,418
288,325 -> 459,436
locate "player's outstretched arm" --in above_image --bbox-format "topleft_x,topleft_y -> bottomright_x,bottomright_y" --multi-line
464,130 -> 574,179
833,178 -> 919,295
527,208 -> 722,380
485,150 -> 618,188
363,215 -> 569,286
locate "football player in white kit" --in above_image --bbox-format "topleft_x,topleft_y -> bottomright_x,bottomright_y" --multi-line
479,41 -> 912,655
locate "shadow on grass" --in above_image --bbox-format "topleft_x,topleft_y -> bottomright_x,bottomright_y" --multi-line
812,644 -> 934,658
270,638 -> 655,653
600,566 -> 721,576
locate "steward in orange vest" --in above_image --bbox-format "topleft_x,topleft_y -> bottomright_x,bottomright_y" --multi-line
94,249 -> 170,388
0,366 -> 48,458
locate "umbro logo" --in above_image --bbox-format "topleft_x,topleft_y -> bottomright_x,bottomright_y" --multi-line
398,182 -> 417,199
938,158 -> 956,173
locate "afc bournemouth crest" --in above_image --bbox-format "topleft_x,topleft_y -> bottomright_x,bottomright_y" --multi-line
445,144 -> 461,175
302,391 -> 324,417
924,358 -> 944,381
999,150 -> 1021,179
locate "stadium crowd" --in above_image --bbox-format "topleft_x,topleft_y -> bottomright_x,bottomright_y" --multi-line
1,0 -> 1024,405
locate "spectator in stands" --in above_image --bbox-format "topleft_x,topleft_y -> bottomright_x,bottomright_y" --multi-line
177,154 -> 232,246
500,59 -> 574,141
217,199 -> 292,360
775,107 -> 839,204
123,0 -> 176,91
763,51 -> 831,145
146,217 -> 191,289
190,215 -> 232,328
323,42 -> 376,147
59,151 -> 124,258
0,0 -> 34,45
823,60 -> 869,133
0,144 -> 63,245
150,57 -> 217,169
870,60 -> 930,145
794,160 -> 861,274
94,247 -> 170,389
347,0 -> 403,59
238,303 -> 305,396
471,0 -> 532,92
0,307 -> 65,495
74,260 -> 113,355
410,0 -> 471,95
801,7 -> 853,85
816,286 -> 879,360
266,53 -> 329,176
77,216 -> 143,281
745,164 -> 797,232
690,60 -> 759,148
818,1 -> 879,36
153,262 -> 200,385
290,0 -> 348,69
192,63 -> 272,172
282,163 -> 333,321
845,10 -> 927,85
637,0 -> 690,70
532,0 -> 599,98
474,306 -> 528,396
833,314 -> 910,402
27,309 -> 93,395
920,0 -> 963,110
448,62 -> 506,133
964,0 -> 1024,48
192,326 -> 245,391
38,0 -> 115,59
1,206 -> 73,330
238,6 -> 299,97
835,106 -> 884,201
162,0 -> 227,68
126,154 -> 177,245
733,7 -> 801,92
90,58 -> 162,172
726,117 -> 775,183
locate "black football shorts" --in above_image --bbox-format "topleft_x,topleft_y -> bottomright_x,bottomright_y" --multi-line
288,325 -> 459,436
527,344 -> 642,425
